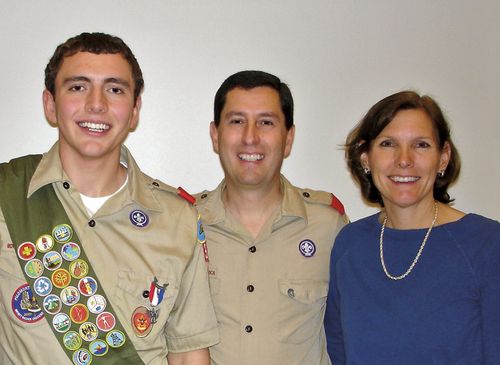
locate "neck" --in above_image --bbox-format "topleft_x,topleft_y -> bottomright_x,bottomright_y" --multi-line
383,200 -> 438,230
60,151 -> 127,197
223,181 -> 283,238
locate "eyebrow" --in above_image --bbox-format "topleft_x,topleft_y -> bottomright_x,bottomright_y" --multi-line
61,76 -> 132,88
224,111 -> 280,118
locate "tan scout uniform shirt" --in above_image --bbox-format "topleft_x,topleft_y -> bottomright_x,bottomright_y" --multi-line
0,143 -> 219,365
196,176 -> 347,365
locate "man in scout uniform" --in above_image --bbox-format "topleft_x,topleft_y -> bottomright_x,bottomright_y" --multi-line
195,70 -> 348,365
0,32 -> 218,365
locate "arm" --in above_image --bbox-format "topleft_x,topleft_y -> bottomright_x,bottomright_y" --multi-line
324,242 -> 346,365
167,348 -> 209,365
482,229 -> 500,364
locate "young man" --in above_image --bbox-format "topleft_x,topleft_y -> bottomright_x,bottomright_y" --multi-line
195,70 -> 348,365
0,32 -> 218,365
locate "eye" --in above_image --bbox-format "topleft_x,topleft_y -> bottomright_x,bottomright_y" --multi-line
69,84 -> 85,92
415,141 -> 431,148
379,139 -> 394,147
259,119 -> 275,126
108,87 -> 124,94
229,118 -> 244,124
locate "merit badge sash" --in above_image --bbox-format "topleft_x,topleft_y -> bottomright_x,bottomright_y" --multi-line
0,155 -> 145,365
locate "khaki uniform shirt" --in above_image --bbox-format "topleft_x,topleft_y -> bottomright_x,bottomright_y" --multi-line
195,176 -> 347,365
0,143 -> 219,365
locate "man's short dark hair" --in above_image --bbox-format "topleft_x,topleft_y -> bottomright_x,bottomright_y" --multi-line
213,70 -> 294,129
44,32 -> 144,104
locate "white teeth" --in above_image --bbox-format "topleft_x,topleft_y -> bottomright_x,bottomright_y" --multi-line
78,122 -> 110,132
390,176 -> 419,183
239,153 -> 263,162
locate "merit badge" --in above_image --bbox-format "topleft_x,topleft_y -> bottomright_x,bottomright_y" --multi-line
78,277 -> 98,296
60,286 -> 80,306
52,268 -> 71,289
61,242 -> 80,261
129,209 -> 149,228
89,339 -> 109,357
53,312 -> 71,333
11,284 -> 44,323
36,234 -> 54,252
63,331 -> 82,351
52,224 -> 73,243
17,242 -> 36,260
79,322 -> 99,342
87,294 -> 106,314
24,259 -> 44,279
131,306 -> 153,337
33,276 -> 52,296
106,330 -> 126,348
43,294 -> 62,315
43,251 -> 62,271
72,348 -> 92,365
96,312 -> 116,332
70,303 -> 90,324
299,239 -> 316,258
69,259 -> 89,279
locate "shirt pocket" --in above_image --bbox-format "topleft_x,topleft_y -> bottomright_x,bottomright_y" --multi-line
277,279 -> 328,344
115,269 -> 178,346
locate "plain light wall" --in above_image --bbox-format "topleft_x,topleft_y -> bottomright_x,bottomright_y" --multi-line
0,0 -> 498,221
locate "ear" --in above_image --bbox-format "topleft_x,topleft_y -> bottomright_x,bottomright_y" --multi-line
130,96 -> 142,131
360,151 -> 370,170
284,125 -> 295,158
42,89 -> 57,126
439,141 -> 451,172
209,121 -> 219,154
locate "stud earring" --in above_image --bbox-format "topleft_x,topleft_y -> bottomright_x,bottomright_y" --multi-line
438,170 -> 445,178
363,167 -> 370,175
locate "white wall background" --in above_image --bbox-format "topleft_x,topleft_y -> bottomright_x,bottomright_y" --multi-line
0,0 -> 498,221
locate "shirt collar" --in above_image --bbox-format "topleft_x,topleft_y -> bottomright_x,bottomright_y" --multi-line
199,175 -> 307,226
28,142 -> 161,212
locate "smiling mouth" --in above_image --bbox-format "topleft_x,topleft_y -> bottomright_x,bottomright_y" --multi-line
238,153 -> 264,162
390,176 -> 419,183
78,121 -> 110,133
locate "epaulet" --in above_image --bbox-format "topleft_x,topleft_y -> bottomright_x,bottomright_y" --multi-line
177,186 -> 196,205
177,186 -> 210,263
299,188 -> 346,216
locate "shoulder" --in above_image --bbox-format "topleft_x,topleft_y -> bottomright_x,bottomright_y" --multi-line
295,186 -> 348,222
140,173 -> 197,208
0,154 -> 42,176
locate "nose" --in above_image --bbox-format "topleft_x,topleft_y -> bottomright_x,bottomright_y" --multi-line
86,88 -> 107,113
396,146 -> 413,168
242,122 -> 259,145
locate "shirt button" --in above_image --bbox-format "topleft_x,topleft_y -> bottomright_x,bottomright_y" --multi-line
142,290 -> 150,298
63,182 -> 70,189
249,246 -> 256,253
152,181 -> 159,187
201,193 -> 207,199
245,325 -> 253,333
247,285 -> 254,292
88,220 -> 96,227
302,192 -> 310,198
287,288 -> 295,298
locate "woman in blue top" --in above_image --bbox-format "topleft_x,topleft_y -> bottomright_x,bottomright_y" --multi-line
324,91 -> 500,364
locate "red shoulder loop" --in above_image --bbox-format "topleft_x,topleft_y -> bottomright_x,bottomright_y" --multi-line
330,194 -> 345,215
177,186 -> 196,205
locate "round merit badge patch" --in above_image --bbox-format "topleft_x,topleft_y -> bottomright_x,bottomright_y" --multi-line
298,239 -> 317,258
11,284 -> 44,323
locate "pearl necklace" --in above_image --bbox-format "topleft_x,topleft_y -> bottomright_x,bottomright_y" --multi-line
379,202 -> 438,280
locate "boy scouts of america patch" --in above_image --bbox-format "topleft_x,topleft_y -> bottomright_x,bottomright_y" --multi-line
11,283 -> 44,323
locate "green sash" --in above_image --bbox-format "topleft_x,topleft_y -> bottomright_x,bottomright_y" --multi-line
0,155 -> 145,365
